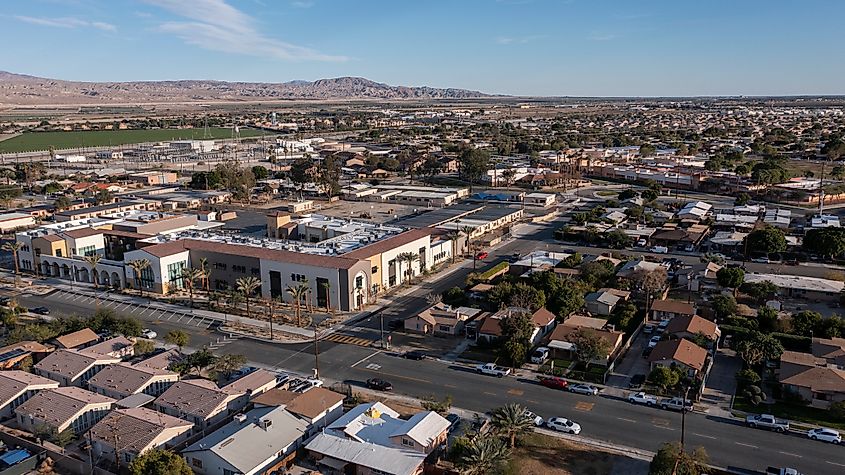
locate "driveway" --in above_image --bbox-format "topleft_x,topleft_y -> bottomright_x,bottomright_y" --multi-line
606,329 -> 651,388
701,348 -> 742,415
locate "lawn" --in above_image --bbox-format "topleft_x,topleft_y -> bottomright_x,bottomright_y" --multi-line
458,346 -> 501,364
504,433 -> 648,475
0,127 -> 268,153
595,190 -> 619,197
734,396 -> 845,431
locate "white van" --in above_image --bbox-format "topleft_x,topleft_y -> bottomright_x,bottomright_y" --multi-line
530,347 -> 550,364
651,246 -> 669,254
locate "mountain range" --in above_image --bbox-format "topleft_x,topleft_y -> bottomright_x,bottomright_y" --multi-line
0,71 -> 492,106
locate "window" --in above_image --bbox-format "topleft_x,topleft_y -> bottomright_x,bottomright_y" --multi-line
124,453 -> 132,463
78,245 -> 96,257
140,266 -> 154,289
214,262 -> 227,270
290,273 -> 306,282
223,470 -> 235,475
355,276 -> 364,289
233,265 -> 246,273
191,458 -> 203,468
401,437 -> 414,447
251,267 -> 260,276
167,261 -> 187,288
372,266 -> 378,273
439,325 -> 451,332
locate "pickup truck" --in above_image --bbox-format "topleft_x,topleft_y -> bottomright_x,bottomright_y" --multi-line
746,414 -> 790,433
766,467 -> 803,475
475,363 -> 511,378
660,397 -> 693,412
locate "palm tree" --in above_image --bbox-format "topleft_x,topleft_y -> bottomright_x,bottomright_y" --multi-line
457,434 -> 511,475
460,226 -> 474,257
490,403 -> 533,448
180,267 -> 203,308
320,281 -> 333,313
82,254 -> 102,289
127,259 -> 151,299
198,257 -> 210,292
236,276 -> 261,319
286,282 -> 310,327
448,231 -> 461,264
2,242 -> 22,288
395,252 -> 419,287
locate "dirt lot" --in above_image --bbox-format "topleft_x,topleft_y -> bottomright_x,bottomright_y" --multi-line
505,433 -> 649,475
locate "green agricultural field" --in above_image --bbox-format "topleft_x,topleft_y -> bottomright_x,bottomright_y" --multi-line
0,127 -> 270,153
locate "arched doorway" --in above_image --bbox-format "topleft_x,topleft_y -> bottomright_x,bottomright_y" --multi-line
61,264 -> 70,279
111,272 -> 121,289
101,272 -> 111,287
52,262 -> 60,277
79,268 -> 90,283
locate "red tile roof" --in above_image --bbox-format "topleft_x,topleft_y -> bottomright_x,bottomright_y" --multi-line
648,338 -> 708,371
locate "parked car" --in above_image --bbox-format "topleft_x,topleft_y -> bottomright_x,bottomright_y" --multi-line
403,350 -> 428,360
648,335 -> 662,348
530,347 -> 550,364
643,324 -> 655,334
366,378 -> 393,391
0,297 -> 11,306
636,239 -> 647,247
29,306 -> 50,315
538,376 -> 568,390
751,256 -> 770,264
660,397 -> 693,412
628,391 -> 658,406
651,246 -> 668,254
807,427 -> 841,444
445,413 -> 461,431
568,384 -> 599,396
524,410 -> 544,426
745,414 -> 789,433
658,319 -> 671,330
641,347 -> 653,358
476,363 -> 511,378
141,328 -> 157,339
475,251 -> 489,260
546,417 -> 581,434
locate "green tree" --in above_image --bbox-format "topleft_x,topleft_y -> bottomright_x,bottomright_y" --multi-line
569,328 -> 611,369
740,280 -> 778,304
421,395 -> 453,415
128,259 -> 152,299
442,287 -> 467,306
641,189 -> 659,202
579,260 -> 616,290
618,189 -> 639,201
816,315 -> 844,338
648,366 -> 680,391
499,311 -> 533,367
547,280 -> 586,319
490,403 -> 533,448
2,242 -> 22,287
716,267 -> 744,297
180,267 -> 202,308
743,385 -> 765,405
236,276 -> 262,319
286,281 -> 310,327
251,165 -> 269,180
211,353 -> 247,378
734,192 -> 751,205
831,401 -> 845,422
735,331 -> 784,366
54,195 -> 72,210
134,339 -> 156,355
187,347 -> 217,375
744,226 -> 787,255
803,227 -> 845,259
128,448 -> 192,475
507,282 -> 546,311
289,157 -> 315,187
50,428 -> 76,448
458,148 -> 491,191
757,306 -> 779,333
639,144 -> 656,157
164,330 -> 189,352
822,137 -> 845,161
456,434 -> 511,475
649,443 -> 708,475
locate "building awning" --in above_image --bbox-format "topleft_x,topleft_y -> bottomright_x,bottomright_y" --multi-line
548,340 -> 576,351
318,457 -> 348,470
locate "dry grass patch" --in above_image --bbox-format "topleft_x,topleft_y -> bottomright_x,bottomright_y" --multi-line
505,433 -> 647,475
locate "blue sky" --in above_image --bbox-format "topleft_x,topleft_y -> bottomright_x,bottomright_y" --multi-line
2,0 -> 844,96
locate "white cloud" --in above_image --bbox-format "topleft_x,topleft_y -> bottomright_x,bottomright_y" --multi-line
143,0 -> 345,62
496,35 -> 545,45
15,15 -> 117,32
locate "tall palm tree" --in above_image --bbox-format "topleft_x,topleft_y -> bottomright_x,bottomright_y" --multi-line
395,252 -> 419,287
127,259 -> 151,299
460,226 -> 474,258
490,403 -> 533,448
2,242 -> 23,288
82,254 -> 102,289
448,231 -> 461,264
180,267 -> 203,308
320,281 -> 333,313
286,281 -> 309,327
198,257 -> 210,292
457,434 -> 511,475
236,276 -> 261,319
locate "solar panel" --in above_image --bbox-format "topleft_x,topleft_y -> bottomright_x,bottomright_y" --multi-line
0,349 -> 27,363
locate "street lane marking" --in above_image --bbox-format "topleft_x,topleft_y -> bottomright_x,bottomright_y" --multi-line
574,402 -> 594,412
483,392 -> 496,396
652,418 -> 671,426
357,367 -> 430,384
778,451 -> 801,458
735,442 -> 757,448
507,389 -> 524,396
691,433 -> 716,440
444,384 -> 458,389
350,351 -> 382,368
827,461 -> 845,467
616,417 -> 636,423
365,363 -> 381,370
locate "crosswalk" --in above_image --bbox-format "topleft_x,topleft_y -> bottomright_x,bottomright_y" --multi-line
321,333 -> 375,347
208,334 -> 240,350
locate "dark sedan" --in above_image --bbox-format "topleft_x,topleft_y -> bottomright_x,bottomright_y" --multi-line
403,350 -> 428,360
30,306 -> 50,315
366,378 -> 393,391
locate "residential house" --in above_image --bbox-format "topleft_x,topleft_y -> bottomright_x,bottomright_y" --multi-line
87,363 -> 179,399
648,338 -> 709,378
545,315 -> 624,367
585,290 -> 621,316
155,379 -> 241,431
777,338 -> 845,409
676,201 -> 712,221
744,273 -> 845,302
813,337 -> 845,367
53,328 -> 100,350
306,402 -> 450,475
404,304 -> 482,336
0,341 -> 53,369
90,407 -> 192,467
0,371 -> 59,418
651,299 -> 696,321
182,406 -> 309,475
476,308 -> 547,345
219,369 -> 279,409
34,349 -> 121,387
82,336 -> 135,359
15,387 -> 114,436
252,387 -> 344,436
616,259 -> 663,279
664,315 -> 721,348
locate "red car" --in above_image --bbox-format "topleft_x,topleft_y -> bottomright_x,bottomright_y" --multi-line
475,251 -> 489,260
538,376 -> 568,390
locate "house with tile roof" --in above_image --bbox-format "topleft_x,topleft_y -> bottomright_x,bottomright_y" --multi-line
34,349 -> 121,387
651,299 -> 696,321
777,338 -> 845,409
182,406 -> 309,475
0,371 -> 59,418
81,336 -> 134,359
87,363 -> 179,399
53,328 -> 99,350
546,315 -> 624,367
15,387 -> 114,436
0,341 -> 53,370
90,407 -> 192,467
664,315 -> 721,347
305,402 -> 449,475
648,338 -> 710,378
154,380 -> 238,431
252,386 -> 345,435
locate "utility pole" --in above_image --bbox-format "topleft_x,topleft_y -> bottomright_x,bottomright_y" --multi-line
313,321 -> 320,379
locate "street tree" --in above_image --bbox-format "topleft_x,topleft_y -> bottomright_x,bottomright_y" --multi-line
569,328 -> 610,370
164,330 -> 189,353
134,339 -> 156,355
128,448 -> 192,475
286,282 -> 310,327
456,433 -> 511,475
127,259 -> 152,298
2,242 -> 22,287
236,276 -> 262,319
180,267 -> 203,308
490,403 -> 533,448
716,267 -> 744,297
803,227 -> 845,259
744,226 -> 787,256
499,311 -> 533,367
211,353 -> 247,378
458,148 -> 490,191
648,366 -> 680,391
649,442 -> 709,475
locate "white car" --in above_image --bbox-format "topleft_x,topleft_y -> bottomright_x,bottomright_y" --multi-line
648,335 -> 662,348
568,384 -> 599,396
807,427 -> 841,444
141,329 -> 157,339
530,347 -> 550,364
628,391 -> 658,406
524,410 -> 544,427
546,417 -> 581,434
